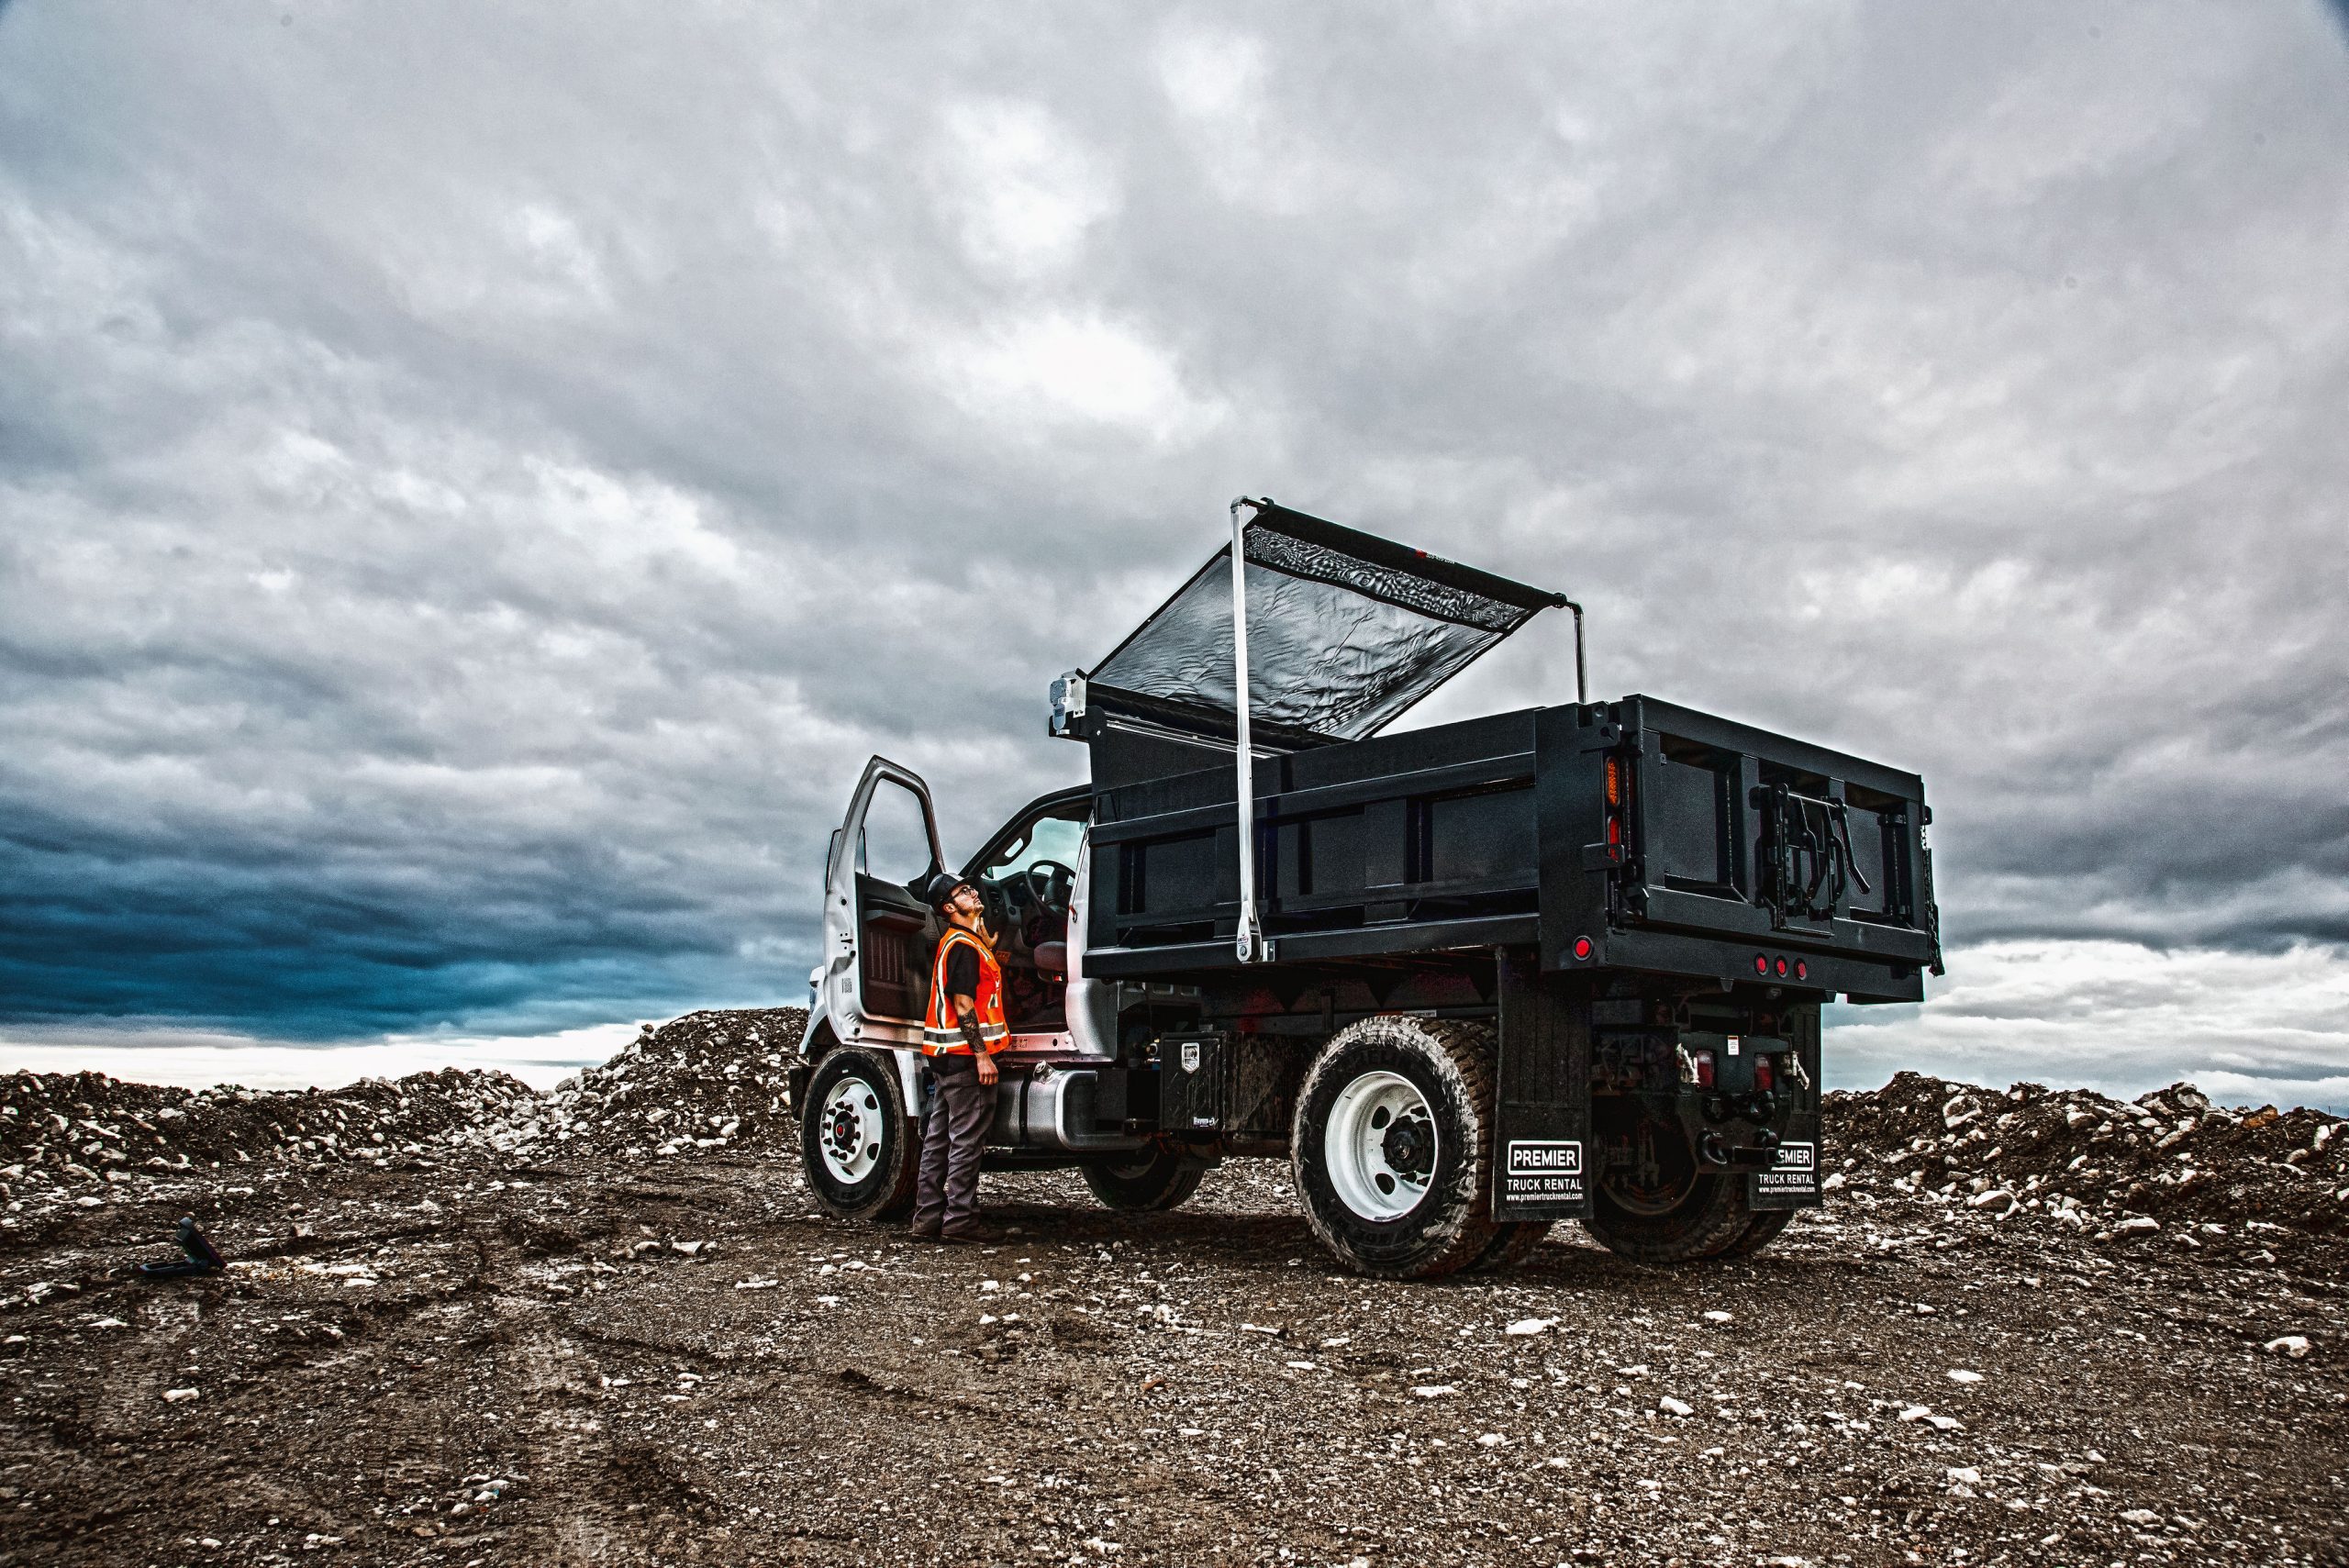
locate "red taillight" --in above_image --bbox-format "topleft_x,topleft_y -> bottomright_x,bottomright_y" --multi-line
1795,960 -> 1809,981
1753,1055 -> 1775,1092
1774,957 -> 1789,978
1754,953 -> 1770,975
1572,935 -> 1595,962
1691,1050 -> 1716,1089
1607,817 -> 1621,846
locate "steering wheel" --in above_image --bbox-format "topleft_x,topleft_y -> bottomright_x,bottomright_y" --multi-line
1023,860 -> 1076,913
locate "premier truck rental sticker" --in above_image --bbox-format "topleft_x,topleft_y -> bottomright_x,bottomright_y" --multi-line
1757,1140 -> 1817,1195
1504,1140 -> 1585,1204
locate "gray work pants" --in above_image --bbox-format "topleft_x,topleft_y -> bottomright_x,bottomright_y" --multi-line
911,1054 -> 993,1235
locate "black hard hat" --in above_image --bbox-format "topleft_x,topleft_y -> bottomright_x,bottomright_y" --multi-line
925,872 -> 972,911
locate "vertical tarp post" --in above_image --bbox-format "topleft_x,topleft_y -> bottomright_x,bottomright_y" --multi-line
1566,600 -> 1587,705
1230,497 -> 1266,963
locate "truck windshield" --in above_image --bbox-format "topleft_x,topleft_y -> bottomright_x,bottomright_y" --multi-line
980,813 -> 1085,882
1086,503 -> 1563,744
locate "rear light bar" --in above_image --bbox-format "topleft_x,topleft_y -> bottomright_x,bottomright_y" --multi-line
1752,952 -> 1812,984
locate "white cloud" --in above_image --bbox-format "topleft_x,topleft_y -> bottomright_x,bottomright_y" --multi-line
930,97 -> 1118,282
1831,939 -> 2349,1112
1151,24 -> 1372,217
0,1020 -> 639,1093
935,311 -> 1226,444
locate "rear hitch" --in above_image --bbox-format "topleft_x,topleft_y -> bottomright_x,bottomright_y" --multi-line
1698,1128 -> 1782,1171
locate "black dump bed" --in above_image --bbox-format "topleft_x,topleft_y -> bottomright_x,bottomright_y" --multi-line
1080,696 -> 1938,1002
1058,500 -> 1939,1003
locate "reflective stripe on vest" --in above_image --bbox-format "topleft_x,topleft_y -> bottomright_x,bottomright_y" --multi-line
922,926 -> 1008,1053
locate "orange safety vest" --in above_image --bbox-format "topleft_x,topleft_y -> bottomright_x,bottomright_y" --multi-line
922,926 -> 1008,1055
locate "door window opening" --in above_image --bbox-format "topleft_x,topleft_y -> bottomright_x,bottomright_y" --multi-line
858,778 -> 938,891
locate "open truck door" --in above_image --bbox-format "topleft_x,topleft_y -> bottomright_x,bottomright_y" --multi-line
801,756 -> 945,1222
819,757 -> 946,1047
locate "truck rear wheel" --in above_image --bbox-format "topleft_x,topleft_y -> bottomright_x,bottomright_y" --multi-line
1291,1017 -> 1502,1279
1080,1146 -> 1203,1212
798,1048 -> 919,1222
1582,1104 -> 1754,1263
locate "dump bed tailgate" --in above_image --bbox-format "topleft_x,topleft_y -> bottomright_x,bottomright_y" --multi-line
1539,696 -> 1940,1002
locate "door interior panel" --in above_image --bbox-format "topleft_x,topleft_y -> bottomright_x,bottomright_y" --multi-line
857,873 -> 934,1021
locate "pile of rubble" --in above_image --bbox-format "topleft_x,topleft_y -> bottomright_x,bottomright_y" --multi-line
0,1065 -> 539,1193
1824,1071 -> 2347,1252
496,1008 -> 807,1162
9,1010 -> 2343,1264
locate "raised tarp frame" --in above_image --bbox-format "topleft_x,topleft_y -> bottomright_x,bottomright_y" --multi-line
1083,499 -> 1568,750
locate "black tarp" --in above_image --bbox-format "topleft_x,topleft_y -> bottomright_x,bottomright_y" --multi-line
1085,501 -> 1564,748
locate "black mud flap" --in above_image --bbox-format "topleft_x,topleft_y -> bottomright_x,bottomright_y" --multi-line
1750,1006 -> 1824,1211
1492,951 -> 1593,1221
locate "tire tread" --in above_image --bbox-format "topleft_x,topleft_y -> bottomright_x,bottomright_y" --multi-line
1292,1016 -> 1503,1280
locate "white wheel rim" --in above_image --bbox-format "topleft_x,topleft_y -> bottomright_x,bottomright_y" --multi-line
1323,1069 -> 1439,1221
818,1075 -> 884,1184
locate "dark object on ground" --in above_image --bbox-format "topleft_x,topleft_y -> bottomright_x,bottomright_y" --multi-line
133,1216 -> 225,1279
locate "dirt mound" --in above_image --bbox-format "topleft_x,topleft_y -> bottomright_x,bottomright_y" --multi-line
11,1012 -> 2343,1267
0,1065 -> 538,1191
506,1007 -> 807,1162
1824,1070 -> 2347,1254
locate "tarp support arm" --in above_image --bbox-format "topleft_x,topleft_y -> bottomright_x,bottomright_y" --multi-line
1230,497 -> 1270,963
1567,599 -> 1587,705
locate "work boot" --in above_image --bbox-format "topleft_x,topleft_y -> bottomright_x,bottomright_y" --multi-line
939,1222 -> 1005,1245
909,1222 -> 941,1242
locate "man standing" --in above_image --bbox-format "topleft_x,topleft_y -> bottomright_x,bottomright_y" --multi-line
910,873 -> 1008,1242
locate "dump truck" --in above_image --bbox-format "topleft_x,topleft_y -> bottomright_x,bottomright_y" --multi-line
793,500 -> 1941,1276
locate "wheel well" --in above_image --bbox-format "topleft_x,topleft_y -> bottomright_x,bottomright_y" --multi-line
802,1018 -> 841,1059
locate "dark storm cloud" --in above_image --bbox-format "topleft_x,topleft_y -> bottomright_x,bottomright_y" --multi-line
1,3 -> 2345,1040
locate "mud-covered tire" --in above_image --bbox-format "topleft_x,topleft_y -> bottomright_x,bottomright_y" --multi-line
1584,1171 -> 1754,1263
1080,1146 -> 1204,1212
798,1048 -> 919,1222
1464,1221 -> 1554,1273
1712,1206 -> 1794,1258
1291,1017 -> 1502,1279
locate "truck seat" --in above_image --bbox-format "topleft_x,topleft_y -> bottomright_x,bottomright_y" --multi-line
1031,940 -> 1068,977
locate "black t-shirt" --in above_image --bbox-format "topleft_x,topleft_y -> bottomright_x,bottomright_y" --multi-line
944,942 -> 980,1002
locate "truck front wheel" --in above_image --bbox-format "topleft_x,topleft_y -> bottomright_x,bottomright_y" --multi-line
1582,1105 -> 1754,1263
798,1048 -> 919,1222
1291,1017 -> 1502,1279
1080,1146 -> 1204,1212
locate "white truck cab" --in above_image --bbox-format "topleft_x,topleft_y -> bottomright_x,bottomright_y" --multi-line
794,762 -> 1188,1221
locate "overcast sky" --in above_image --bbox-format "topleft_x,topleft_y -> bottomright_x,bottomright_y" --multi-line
3,3 -> 2344,1105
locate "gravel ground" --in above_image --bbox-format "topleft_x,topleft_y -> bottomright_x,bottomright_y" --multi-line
3,1017 -> 2344,1567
